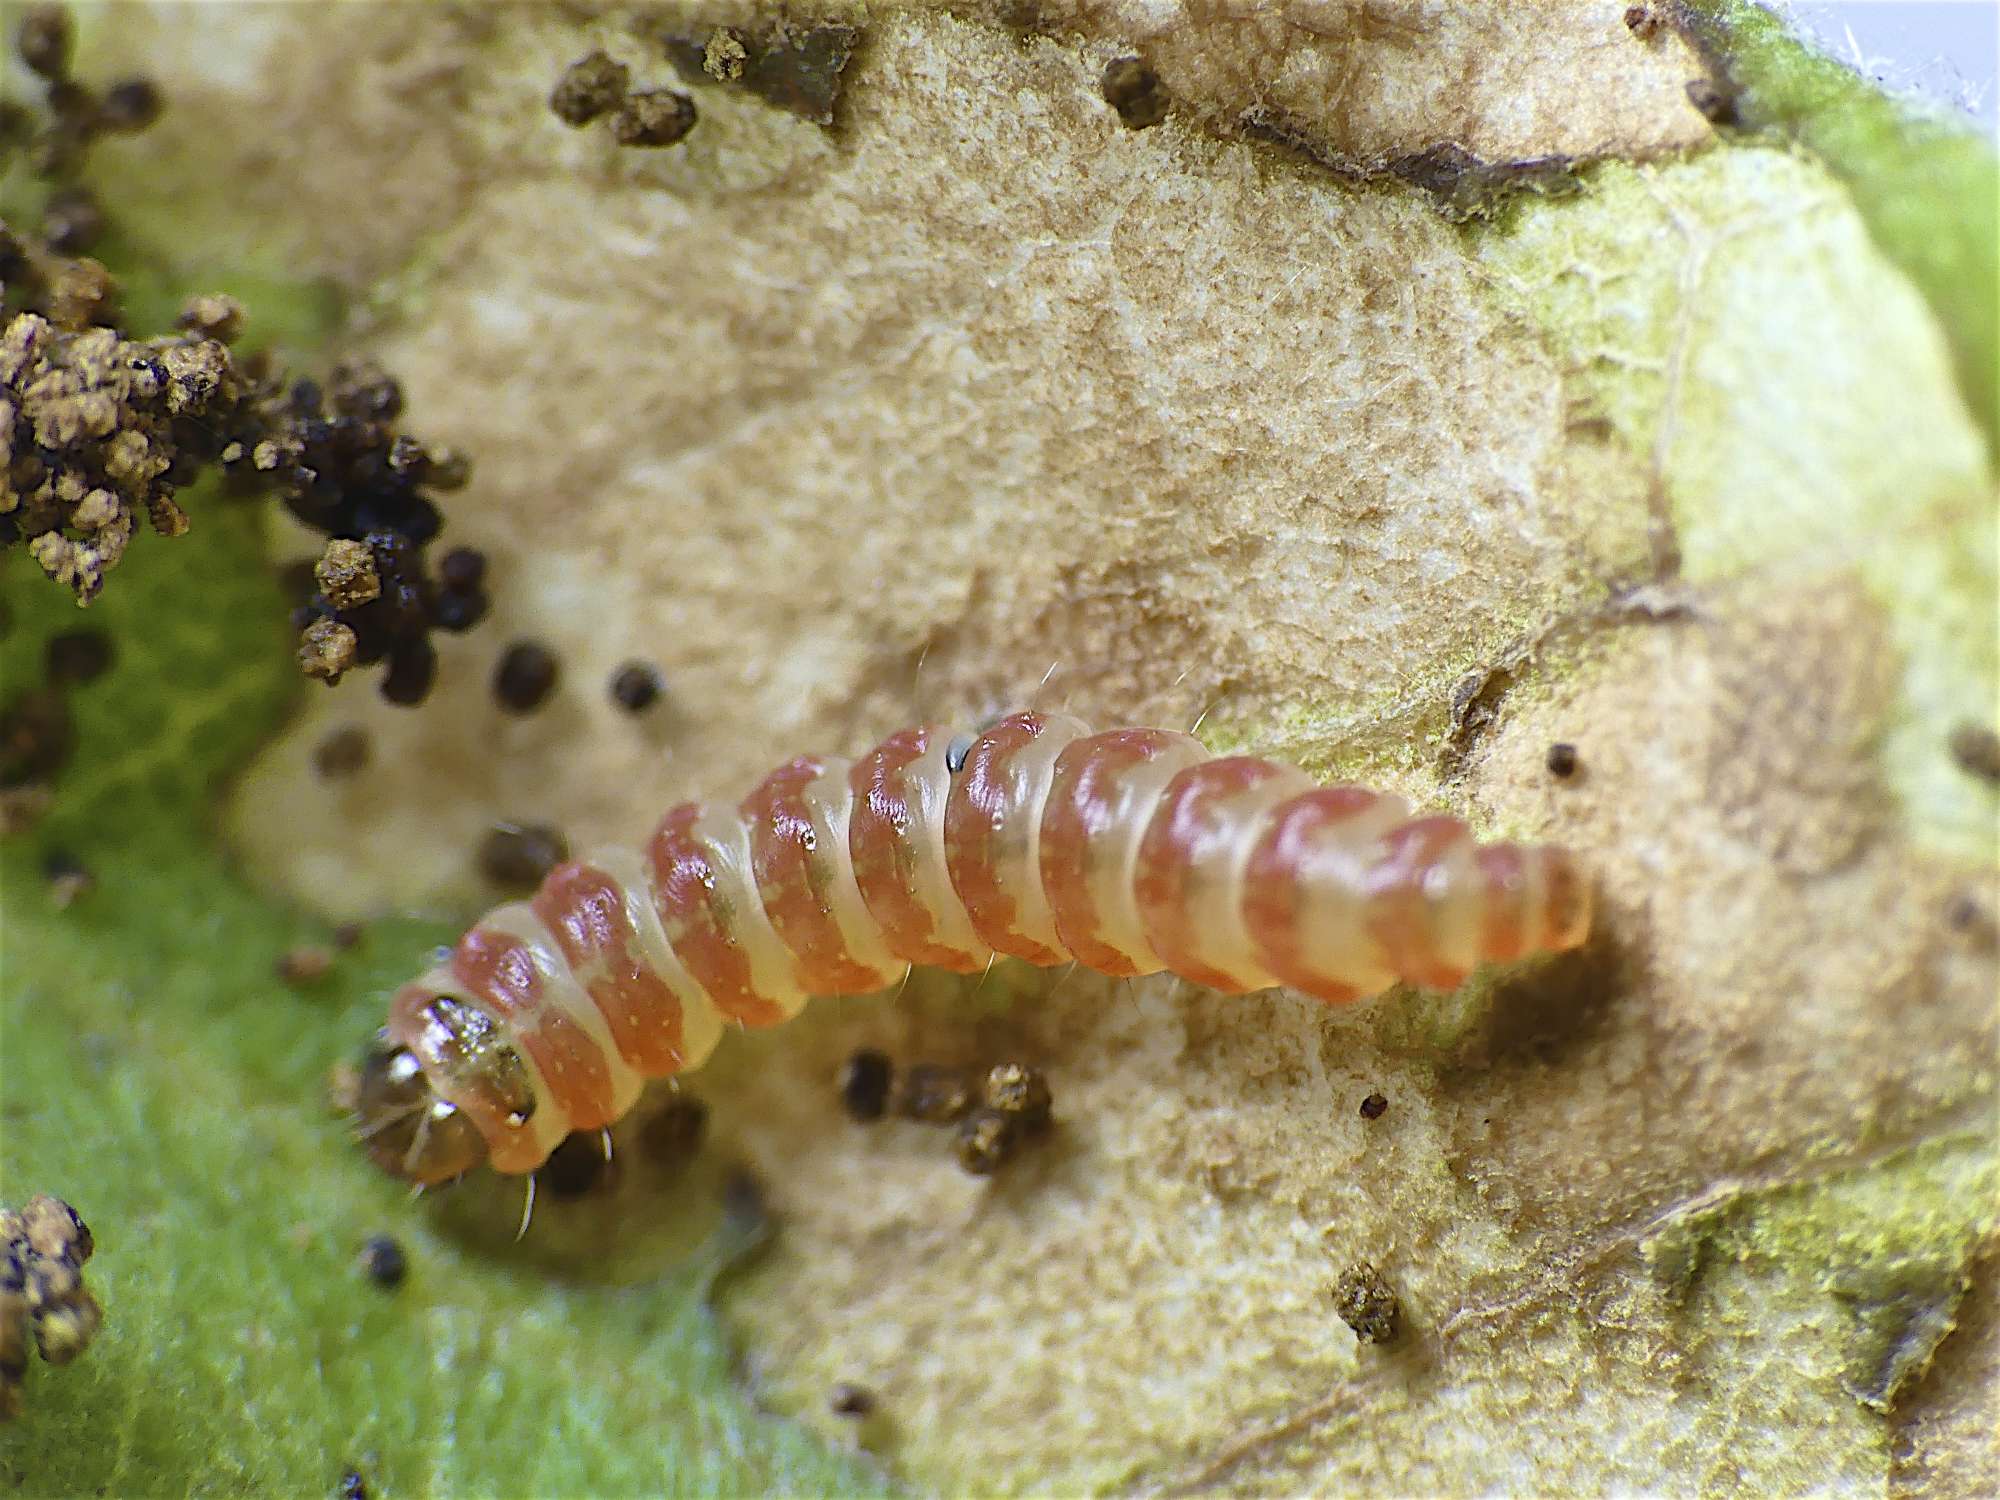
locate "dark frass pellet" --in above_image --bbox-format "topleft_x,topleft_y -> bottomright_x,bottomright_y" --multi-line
422,447 -> 472,491
610,89 -> 697,148
1358,1092 -> 1388,1120
1101,56 -> 1168,130
838,1049 -> 893,1123
313,725 -> 371,779
337,1468 -> 369,1500
550,50 -> 630,126
478,822 -> 569,891
379,637 -> 438,707
359,1235 -> 406,1288
1948,723 -> 2000,786
428,547 -> 487,630
98,78 -> 163,133
610,661 -> 664,713
1331,1262 -> 1400,1345
982,1062 -> 1052,1134
1943,892 -> 1997,949
437,545 -> 486,593
1545,742 -> 1579,779
954,1108 -> 1017,1176
0,689 -> 76,786
494,641 -> 560,713
16,5 -> 72,81
429,584 -> 487,633
540,1131 -> 610,1198
1623,5 -> 1665,40
828,1381 -> 875,1418
43,629 -> 113,686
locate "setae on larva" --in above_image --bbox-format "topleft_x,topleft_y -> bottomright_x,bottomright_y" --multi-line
354,712 -> 1590,1184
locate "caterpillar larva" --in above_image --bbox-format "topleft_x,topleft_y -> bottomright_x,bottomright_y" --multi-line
354,712 -> 1590,1184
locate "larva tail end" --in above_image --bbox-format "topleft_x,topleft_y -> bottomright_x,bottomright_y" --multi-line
353,1035 -> 491,1186
1539,848 -> 1592,953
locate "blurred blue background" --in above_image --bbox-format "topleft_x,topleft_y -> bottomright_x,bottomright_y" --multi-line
1788,1 -> 1998,135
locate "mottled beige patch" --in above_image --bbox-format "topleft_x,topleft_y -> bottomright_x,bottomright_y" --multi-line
222,10 -> 1638,918
1452,592 -> 1996,1232
671,589 -> 1994,1495
1701,581 -> 1893,877
77,0 -> 1714,298
1474,148 -> 1999,865
1037,0 -> 1718,166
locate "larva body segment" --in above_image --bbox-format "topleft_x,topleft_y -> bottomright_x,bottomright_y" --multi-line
1039,727 -> 1207,976
943,711 -> 1090,966
1134,755 -> 1319,993
357,713 -> 1591,1183
742,756 -> 905,997
847,728 -> 992,972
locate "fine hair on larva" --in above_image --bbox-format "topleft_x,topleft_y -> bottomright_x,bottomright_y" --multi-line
353,711 -> 1590,1185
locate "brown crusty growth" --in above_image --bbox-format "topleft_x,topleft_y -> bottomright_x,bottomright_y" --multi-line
0,1193 -> 104,1422
1331,1261 -> 1401,1345
662,21 -> 857,125
0,307 -> 236,602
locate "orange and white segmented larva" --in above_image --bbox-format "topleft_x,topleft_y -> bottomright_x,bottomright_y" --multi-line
353,712 -> 1590,1185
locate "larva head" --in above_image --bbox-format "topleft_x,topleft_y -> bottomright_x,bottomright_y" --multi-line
354,1035 -> 490,1185
356,988 -> 542,1184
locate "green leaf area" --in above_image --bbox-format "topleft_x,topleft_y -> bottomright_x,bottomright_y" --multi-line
1697,0 -> 2000,448
0,502 -> 881,1497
